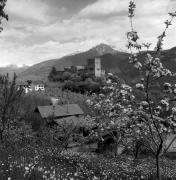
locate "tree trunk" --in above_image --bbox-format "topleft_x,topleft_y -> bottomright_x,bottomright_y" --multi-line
114,142 -> 118,157
0,130 -> 3,143
134,141 -> 140,159
135,147 -> 139,159
156,155 -> 161,180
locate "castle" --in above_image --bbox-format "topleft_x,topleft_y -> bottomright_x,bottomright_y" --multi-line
87,57 -> 105,77
57,57 -> 105,78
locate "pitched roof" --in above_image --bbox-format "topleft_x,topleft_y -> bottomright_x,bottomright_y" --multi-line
54,116 -> 91,127
54,116 -> 81,126
32,81 -> 45,85
165,134 -> 176,152
36,104 -> 84,118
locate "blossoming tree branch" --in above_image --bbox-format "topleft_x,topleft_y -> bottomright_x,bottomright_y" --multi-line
127,1 -> 176,180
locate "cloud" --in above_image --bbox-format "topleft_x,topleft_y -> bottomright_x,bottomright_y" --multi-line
0,39 -> 111,67
6,0 -> 50,23
79,0 -> 173,19
79,0 -> 127,19
0,0 -> 176,67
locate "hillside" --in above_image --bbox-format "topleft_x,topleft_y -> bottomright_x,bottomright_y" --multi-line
17,44 -> 118,81
18,44 -> 176,83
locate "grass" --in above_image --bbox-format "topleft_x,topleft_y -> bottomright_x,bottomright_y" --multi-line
1,145 -> 176,180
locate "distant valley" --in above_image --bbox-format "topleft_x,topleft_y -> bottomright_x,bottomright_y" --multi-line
0,65 -> 29,79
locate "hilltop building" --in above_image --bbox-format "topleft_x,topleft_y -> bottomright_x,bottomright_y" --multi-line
64,65 -> 85,74
86,57 -> 105,77
48,57 -> 105,81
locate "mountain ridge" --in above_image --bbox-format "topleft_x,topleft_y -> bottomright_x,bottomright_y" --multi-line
17,43 -> 119,81
17,43 -> 176,83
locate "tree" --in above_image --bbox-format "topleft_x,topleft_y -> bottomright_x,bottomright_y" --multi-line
26,80 -> 32,86
48,66 -> 57,81
86,77 -> 134,157
0,0 -> 8,32
0,74 -> 23,142
127,1 -> 176,179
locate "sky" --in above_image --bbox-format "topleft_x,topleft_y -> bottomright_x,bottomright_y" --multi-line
0,0 -> 176,67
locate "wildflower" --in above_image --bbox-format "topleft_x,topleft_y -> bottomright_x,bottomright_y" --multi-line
136,83 -> 144,90
129,54 -> 138,63
93,176 -> 99,180
173,88 -> 176,94
86,99 -> 93,105
99,93 -> 105,98
106,79 -> 112,84
122,84 -> 132,91
74,172 -> 78,176
108,73 -> 113,76
161,99 -> 169,110
134,62 -> 142,70
164,82 -> 172,88
25,167 -> 29,171
140,101 -> 148,106
172,107 -> 176,114
120,89 -> 128,96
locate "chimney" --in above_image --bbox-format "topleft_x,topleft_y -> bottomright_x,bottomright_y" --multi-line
66,90 -> 69,113
50,97 -> 59,117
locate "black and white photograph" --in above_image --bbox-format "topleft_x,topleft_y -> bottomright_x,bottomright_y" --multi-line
0,0 -> 176,179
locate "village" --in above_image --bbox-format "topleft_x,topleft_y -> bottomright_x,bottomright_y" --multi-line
17,57 -> 106,94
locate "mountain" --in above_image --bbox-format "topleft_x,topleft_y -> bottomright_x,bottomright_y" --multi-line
0,65 -> 29,79
18,44 -> 176,84
89,43 -> 117,55
100,49 -> 176,84
18,43 -> 119,81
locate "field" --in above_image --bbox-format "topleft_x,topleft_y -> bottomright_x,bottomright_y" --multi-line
1,146 -> 176,180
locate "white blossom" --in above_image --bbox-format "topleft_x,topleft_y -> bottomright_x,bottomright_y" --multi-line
136,83 -> 144,90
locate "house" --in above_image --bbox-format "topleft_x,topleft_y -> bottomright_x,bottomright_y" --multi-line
17,81 -> 32,93
165,134 -> 176,154
31,81 -> 45,91
34,104 -> 84,126
76,66 -> 85,71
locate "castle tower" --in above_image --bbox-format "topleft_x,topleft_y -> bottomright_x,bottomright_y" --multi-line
87,57 -> 105,77
94,57 -> 101,77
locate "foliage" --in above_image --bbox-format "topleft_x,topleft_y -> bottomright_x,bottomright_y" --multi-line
48,66 -> 108,94
0,74 -> 23,142
127,1 -> 176,179
0,0 -> 8,32
86,74 -> 134,156
48,67 -> 57,81
45,87 -> 88,113
18,92 -> 51,131
1,148 -> 176,180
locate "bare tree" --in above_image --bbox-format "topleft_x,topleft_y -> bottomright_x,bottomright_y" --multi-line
0,74 -> 23,142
